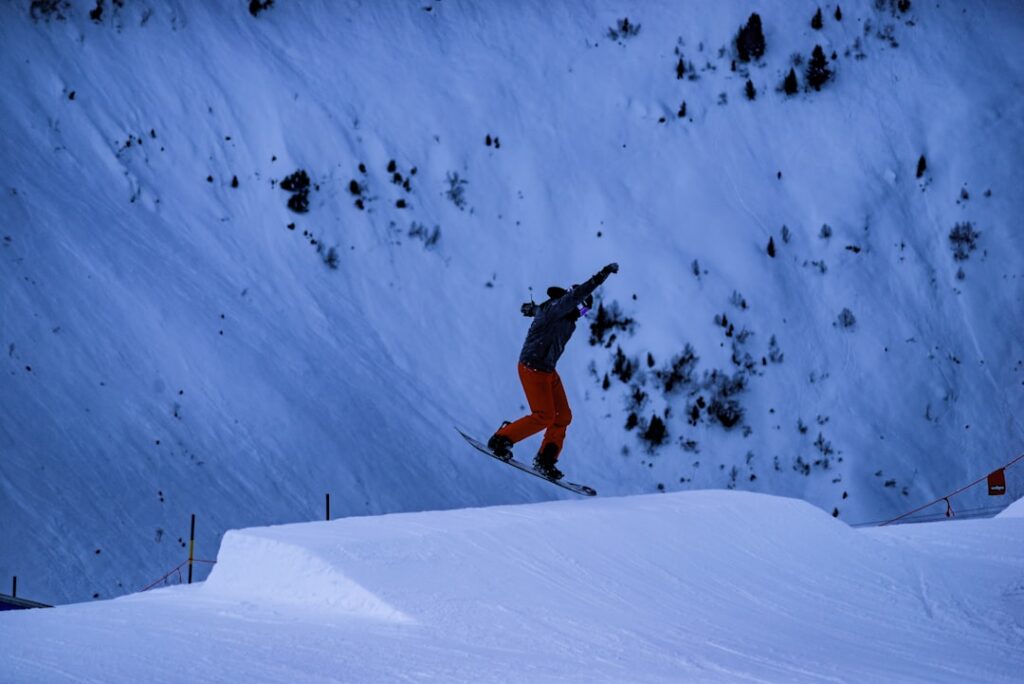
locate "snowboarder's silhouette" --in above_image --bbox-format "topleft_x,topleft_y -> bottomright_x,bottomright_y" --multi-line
488,263 -> 619,480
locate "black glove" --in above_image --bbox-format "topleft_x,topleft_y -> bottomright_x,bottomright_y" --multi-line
599,262 -> 619,278
521,302 -> 538,317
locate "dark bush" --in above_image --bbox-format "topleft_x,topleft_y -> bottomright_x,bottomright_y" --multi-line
641,415 -> 668,447
287,191 -> 309,214
608,17 -> 641,40
735,13 -> 766,62
445,172 -> 468,210
611,346 -> 637,384
949,222 -> 980,261
280,170 -> 310,193
708,398 -> 743,428
408,223 -> 441,249
249,0 -> 273,17
806,45 -> 833,91
30,0 -> 66,21
656,344 -> 699,393
588,301 -> 636,347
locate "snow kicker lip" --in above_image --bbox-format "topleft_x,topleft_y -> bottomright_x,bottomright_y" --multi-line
203,531 -> 413,624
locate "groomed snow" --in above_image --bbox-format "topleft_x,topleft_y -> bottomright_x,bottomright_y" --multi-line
2,490 -> 1022,683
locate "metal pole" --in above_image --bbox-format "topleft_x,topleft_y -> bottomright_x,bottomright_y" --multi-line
187,513 -> 196,584
326,493 -> 331,521
11,576 -> 16,598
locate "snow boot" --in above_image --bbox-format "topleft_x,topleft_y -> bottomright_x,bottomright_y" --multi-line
487,422 -> 514,461
532,442 -> 564,481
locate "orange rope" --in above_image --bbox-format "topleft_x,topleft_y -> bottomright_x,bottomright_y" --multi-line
140,559 -> 218,592
878,453 -> 1024,526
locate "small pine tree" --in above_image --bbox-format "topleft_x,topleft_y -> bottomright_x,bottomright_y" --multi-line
811,8 -> 823,29
642,415 -> 668,447
744,79 -> 756,100
767,236 -> 776,257
835,5 -> 843,21
806,45 -> 832,91
735,13 -> 766,63
677,100 -> 687,118
248,0 -> 274,17
916,154 -> 927,178
676,57 -> 685,79
783,68 -> 799,95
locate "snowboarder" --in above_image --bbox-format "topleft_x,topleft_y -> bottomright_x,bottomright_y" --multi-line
488,262 -> 619,480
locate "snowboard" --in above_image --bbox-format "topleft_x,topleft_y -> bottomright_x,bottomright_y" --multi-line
456,428 -> 597,496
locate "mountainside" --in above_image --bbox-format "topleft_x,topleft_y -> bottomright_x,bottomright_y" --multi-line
1,0 -> 1022,604
2,491 -> 1023,682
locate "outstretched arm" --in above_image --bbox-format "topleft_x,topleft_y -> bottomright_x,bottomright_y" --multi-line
547,263 -> 619,317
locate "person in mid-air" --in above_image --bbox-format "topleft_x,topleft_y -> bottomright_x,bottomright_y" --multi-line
488,262 -> 619,480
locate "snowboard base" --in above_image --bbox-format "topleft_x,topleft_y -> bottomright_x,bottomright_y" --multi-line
456,428 -> 597,496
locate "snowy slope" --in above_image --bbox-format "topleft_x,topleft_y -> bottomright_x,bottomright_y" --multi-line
2,490 -> 1023,683
1,0 -> 1023,604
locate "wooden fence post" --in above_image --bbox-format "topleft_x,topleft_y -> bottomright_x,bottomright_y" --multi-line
326,493 -> 331,521
187,513 -> 196,584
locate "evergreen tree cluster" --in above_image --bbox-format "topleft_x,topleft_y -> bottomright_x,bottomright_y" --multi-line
280,169 -> 311,214
735,13 -> 766,62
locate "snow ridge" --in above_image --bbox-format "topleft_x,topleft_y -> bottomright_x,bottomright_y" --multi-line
2,491 -> 1023,682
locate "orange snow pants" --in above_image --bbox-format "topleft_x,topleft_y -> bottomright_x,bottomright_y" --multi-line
496,363 -> 572,459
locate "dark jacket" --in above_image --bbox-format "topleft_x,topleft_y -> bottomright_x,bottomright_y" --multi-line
518,270 -> 608,372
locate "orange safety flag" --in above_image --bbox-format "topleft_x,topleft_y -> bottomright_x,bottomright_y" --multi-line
988,468 -> 1006,496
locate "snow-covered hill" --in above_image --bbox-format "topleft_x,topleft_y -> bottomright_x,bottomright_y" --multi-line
2,491 -> 1023,682
1,0 -> 1022,604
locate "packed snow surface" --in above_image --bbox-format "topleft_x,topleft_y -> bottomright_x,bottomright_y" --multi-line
2,490 -> 1022,683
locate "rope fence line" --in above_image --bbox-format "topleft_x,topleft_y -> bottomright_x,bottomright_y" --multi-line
851,504 -> 1010,528
138,493 -> 337,593
875,453 -> 1024,527
141,559 -> 217,593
